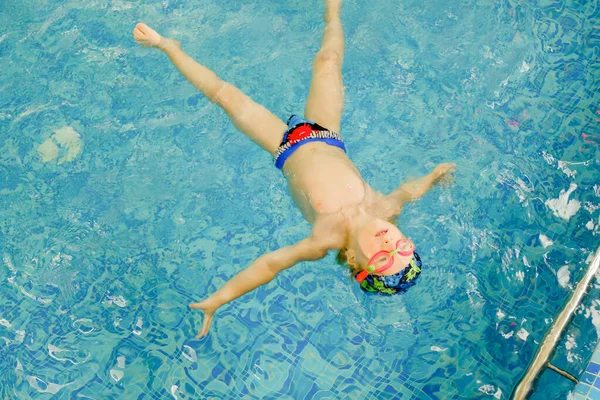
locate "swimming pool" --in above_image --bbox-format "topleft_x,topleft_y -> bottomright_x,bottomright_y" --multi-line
1,0 -> 599,398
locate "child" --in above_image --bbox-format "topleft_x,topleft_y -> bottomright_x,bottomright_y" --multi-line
134,0 -> 455,338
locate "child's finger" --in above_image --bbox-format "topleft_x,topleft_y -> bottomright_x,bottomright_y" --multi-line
197,326 -> 204,338
189,301 -> 206,309
197,314 -> 214,338
442,163 -> 456,172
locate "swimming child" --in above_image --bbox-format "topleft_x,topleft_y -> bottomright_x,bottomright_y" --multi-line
133,0 -> 455,338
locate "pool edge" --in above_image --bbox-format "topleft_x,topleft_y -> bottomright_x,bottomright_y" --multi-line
512,247 -> 600,399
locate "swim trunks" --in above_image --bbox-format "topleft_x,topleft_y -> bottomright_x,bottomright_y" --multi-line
356,252 -> 423,295
273,115 -> 346,169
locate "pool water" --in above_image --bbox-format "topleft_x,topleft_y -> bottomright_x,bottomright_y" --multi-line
1,0 -> 599,398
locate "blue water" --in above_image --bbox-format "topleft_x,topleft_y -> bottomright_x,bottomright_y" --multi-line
1,0 -> 599,398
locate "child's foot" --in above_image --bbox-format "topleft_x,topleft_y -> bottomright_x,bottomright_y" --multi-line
133,23 -> 179,50
325,0 -> 343,22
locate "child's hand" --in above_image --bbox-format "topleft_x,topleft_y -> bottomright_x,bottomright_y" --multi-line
432,163 -> 456,184
189,297 -> 220,338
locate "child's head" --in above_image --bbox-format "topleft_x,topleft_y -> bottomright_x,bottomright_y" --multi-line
337,215 -> 423,294
338,216 -> 407,271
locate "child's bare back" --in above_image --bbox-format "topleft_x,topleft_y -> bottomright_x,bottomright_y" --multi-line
134,0 -> 455,337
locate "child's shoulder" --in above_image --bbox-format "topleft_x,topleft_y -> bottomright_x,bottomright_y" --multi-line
311,213 -> 348,250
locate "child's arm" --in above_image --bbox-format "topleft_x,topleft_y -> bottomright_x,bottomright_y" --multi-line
189,236 -> 328,337
382,163 -> 456,215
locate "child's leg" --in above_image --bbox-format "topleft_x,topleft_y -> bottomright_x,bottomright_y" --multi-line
134,23 -> 287,153
304,0 -> 344,132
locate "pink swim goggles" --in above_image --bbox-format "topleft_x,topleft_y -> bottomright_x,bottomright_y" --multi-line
355,239 -> 415,283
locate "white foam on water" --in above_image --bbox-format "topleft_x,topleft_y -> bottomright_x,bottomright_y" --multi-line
4,330 -> 24,346
110,369 -> 124,382
585,215 -> 600,234
586,220 -> 595,230
48,344 -> 89,365
584,202 -> 600,214
539,234 -> 553,248
430,346 -> 447,352
566,352 -> 580,363
557,161 -> 577,177
16,104 -> 59,122
478,384 -> 497,396
517,328 -> 529,341
38,139 -> 59,162
111,1 -> 135,12
104,294 -> 127,308
542,150 -> 555,165
585,300 -> 600,339
3,254 -> 17,274
495,170 -> 533,204
26,375 -> 72,394
557,265 -> 570,288
132,317 -> 143,335
565,335 -> 576,350
37,126 -> 82,164
52,126 -> 82,164
109,356 -> 127,382
7,276 -> 52,304
501,331 -> 514,339
515,271 -> 524,282
73,318 -> 96,334
48,345 -> 64,362
182,345 -> 197,362
564,335 -> 581,363
545,183 -> 581,220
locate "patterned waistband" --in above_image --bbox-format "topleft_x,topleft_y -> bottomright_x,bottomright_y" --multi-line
273,130 -> 344,162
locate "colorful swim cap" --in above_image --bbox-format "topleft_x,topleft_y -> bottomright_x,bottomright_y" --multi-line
356,252 -> 423,295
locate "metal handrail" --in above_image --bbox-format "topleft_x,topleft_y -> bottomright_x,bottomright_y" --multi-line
512,247 -> 600,399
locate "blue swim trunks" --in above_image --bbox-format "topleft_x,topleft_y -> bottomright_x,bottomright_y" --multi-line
273,115 -> 346,169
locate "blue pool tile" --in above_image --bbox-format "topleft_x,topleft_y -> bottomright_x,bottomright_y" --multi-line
593,352 -> 600,364
583,373 -> 597,384
572,394 -> 586,400
589,363 -> 600,375
589,388 -> 600,400
575,383 -> 591,396
595,377 -> 600,389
